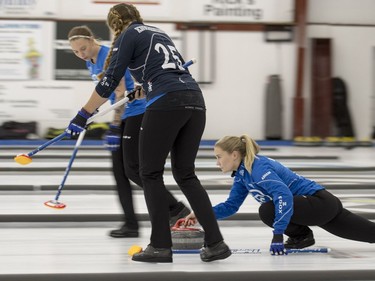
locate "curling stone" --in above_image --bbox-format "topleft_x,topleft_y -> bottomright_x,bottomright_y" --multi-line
171,218 -> 204,250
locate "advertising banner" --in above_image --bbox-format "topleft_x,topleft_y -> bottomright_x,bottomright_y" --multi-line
0,0 -> 57,18
0,20 -> 53,80
182,0 -> 294,23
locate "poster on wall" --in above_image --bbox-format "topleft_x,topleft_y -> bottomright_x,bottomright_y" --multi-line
54,21 -> 110,80
0,81 -> 87,138
0,20 -> 53,81
0,0 -> 57,18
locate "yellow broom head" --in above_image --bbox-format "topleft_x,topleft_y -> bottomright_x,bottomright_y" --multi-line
14,154 -> 32,165
128,245 -> 143,256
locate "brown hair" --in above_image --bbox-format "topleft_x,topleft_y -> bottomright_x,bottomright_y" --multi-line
68,25 -> 96,42
215,135 -> 260,173
97,3 -> 143,80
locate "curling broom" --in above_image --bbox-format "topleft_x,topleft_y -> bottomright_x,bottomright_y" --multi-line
14,96 -> 129,165
44,58 -> 197,209
172,247 -> 331,254
128,245 -> 330,256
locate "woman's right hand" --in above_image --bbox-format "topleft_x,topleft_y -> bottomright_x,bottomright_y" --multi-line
127,85 -> 144,102
134,87 -> 145,100
183,211 -> 197,226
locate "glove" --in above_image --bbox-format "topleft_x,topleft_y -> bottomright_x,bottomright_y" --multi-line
104,125 -> 121,151
270,233 -> 287,256
66,108 -> 91,137
126,85 -> 143,102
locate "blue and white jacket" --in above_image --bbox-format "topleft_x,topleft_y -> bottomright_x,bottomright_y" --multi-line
213,155 -> 324,234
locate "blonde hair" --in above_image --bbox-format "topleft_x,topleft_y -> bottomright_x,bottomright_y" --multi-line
215,135 -> 260,173
97,3 -> 143,80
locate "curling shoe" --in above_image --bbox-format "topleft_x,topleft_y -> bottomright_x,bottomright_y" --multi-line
285,232 -> 315,249
200,241 -> 232,262
132,245 -> 172,263
169,205 -> 191,226
109,224 -> 139,238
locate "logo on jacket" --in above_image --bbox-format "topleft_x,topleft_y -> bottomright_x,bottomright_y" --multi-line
261,171 -> 271,180
249,189 -> 272,203
148,81 -> 153,92
100,76 -> 109,87
278,196 -> 287,214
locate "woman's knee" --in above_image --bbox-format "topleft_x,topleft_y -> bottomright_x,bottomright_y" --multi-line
172,167 -> 195,185
258,202 -> 274,227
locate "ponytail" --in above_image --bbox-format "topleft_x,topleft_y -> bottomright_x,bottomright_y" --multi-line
240,135 -> 260,173
98,3 -> 143,80
215,134 -> 260,173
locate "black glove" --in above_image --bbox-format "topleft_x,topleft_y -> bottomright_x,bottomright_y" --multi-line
66,108 -> 91,137
126,85 -> 142,102
270,233 -> 287,255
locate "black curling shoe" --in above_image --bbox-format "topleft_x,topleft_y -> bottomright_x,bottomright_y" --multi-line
109,224 -> 139,238
200,241 -> 232,262
285,232 -> 315,249
132,245 -> 173,263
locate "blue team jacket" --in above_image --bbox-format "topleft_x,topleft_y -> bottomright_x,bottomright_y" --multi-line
213,155 -> 324,234
87,45 -> 145,120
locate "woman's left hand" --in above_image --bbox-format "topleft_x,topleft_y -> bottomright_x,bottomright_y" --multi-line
270,234 -> 287,255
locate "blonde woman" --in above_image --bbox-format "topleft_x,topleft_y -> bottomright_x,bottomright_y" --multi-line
186,135 -> 375,255
64,4 -> 230,263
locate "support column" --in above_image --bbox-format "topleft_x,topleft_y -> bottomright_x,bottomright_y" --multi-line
293,0 -> 308,137
311,38 -> 332,137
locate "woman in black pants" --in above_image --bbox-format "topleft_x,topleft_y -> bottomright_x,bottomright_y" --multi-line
68,26 -> 189,239
64,3 -> 231,263
111,110 -> 190,237
186,134 -> 375,255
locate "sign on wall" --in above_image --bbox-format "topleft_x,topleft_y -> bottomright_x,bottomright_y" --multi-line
0,0 -> 57,18
79,0 -> 293,23
81,0 -> 171,21
0,82 -> 75,121
183,0 -> 294,23
0,20 -> 53,80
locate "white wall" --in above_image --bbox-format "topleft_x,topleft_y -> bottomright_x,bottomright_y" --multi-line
308,0 -> 375,25
1,0 -> 375,140
304,25 -> 375,139
190,31 -> 295,139
305,0 -> 375,139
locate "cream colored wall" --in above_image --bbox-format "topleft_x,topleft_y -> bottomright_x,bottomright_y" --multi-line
1,0 -> 375,140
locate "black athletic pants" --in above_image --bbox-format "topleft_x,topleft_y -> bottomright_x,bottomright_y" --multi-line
139,108 -> 224,248
111,113 -> 183,229
259,189 -> 375,243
